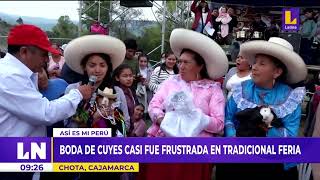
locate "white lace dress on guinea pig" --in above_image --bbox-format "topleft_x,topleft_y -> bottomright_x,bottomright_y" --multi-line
160,90 -> 210,137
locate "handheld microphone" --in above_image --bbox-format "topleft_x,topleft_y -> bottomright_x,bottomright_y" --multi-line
88,75 -> 97,86
88,75 -> 97,108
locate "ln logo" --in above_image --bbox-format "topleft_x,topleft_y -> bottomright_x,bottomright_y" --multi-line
282,8 -> 300,31
17,142 -> 46,159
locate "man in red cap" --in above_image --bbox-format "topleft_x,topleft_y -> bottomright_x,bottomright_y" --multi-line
0,24 -> 93,138
0,24 -> 94,180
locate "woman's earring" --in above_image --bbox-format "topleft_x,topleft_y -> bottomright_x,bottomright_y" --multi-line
272,79 -> 275,86
196,73 -> 199,80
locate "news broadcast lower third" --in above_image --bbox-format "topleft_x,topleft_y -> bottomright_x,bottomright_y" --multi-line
0,128 -> 318,173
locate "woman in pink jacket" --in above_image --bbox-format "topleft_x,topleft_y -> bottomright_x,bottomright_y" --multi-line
137,29 -> 228,180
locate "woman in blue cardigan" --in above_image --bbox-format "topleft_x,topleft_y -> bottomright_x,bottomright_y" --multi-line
217,37 -> 307,180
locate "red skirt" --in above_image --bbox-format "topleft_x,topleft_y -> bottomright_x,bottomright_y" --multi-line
136,163 -> 213,180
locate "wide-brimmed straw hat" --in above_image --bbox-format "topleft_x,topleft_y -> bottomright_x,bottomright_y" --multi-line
240,37 -> 307,84
169,28 -> 229,79
64,35 -> 126,74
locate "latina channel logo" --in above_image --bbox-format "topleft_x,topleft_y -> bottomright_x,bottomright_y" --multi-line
282,8 -> 300,31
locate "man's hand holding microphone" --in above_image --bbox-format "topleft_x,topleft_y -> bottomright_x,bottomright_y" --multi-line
78,84 -> 95,100
77,75 -> 97,100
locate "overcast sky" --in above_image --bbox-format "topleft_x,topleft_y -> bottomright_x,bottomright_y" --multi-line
0,1 -> 156,21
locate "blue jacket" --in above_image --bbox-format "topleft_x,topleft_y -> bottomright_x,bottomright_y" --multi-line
224,79 -> 305,170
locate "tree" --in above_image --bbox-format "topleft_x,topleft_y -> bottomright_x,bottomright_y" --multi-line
82,1 -> 142,39
0,18 -> 13,50
81,1 -> 163,61
143,1 -> 192,55
16,17 -> 24,25
51,16 -> 78,44
133,1 -> 193,63
109,1 -> 142,39
137,24 -> 171,64
46,31 -> 55,38
147,1 -> 179,54
82,1 -> 111,30
174,1 -> 193,29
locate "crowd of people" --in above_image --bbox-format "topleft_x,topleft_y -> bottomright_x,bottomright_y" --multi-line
190,0 -> 320,65
300,9 -> 320,65
0,8 -> 318,179
190,0 -> 269,44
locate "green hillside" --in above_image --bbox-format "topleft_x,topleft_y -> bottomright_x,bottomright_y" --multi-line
0,18 -> 12,51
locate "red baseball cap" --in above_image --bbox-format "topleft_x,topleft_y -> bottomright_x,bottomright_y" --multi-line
7,24 -> 60,55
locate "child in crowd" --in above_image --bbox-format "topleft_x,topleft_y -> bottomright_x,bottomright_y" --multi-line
216,6 -> 232,40
130,104 -> 147,137
136,54 -> 153,112
149,51 -> 178,94
113,64 -> 138,135
137,54 -> 153,84
47,44 -> 65,78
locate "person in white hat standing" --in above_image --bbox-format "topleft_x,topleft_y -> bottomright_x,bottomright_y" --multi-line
137,28 -> 228,180
62,34 -> 130,180
218,37 -> 307,179
63,35 -> 130,135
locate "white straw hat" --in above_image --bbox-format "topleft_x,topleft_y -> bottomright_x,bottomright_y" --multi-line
64,35 -> 126,74
240,37 -> 307,84
170,28 -> 229,79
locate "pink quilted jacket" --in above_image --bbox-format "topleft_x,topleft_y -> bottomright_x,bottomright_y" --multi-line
147,75 -> 225,137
